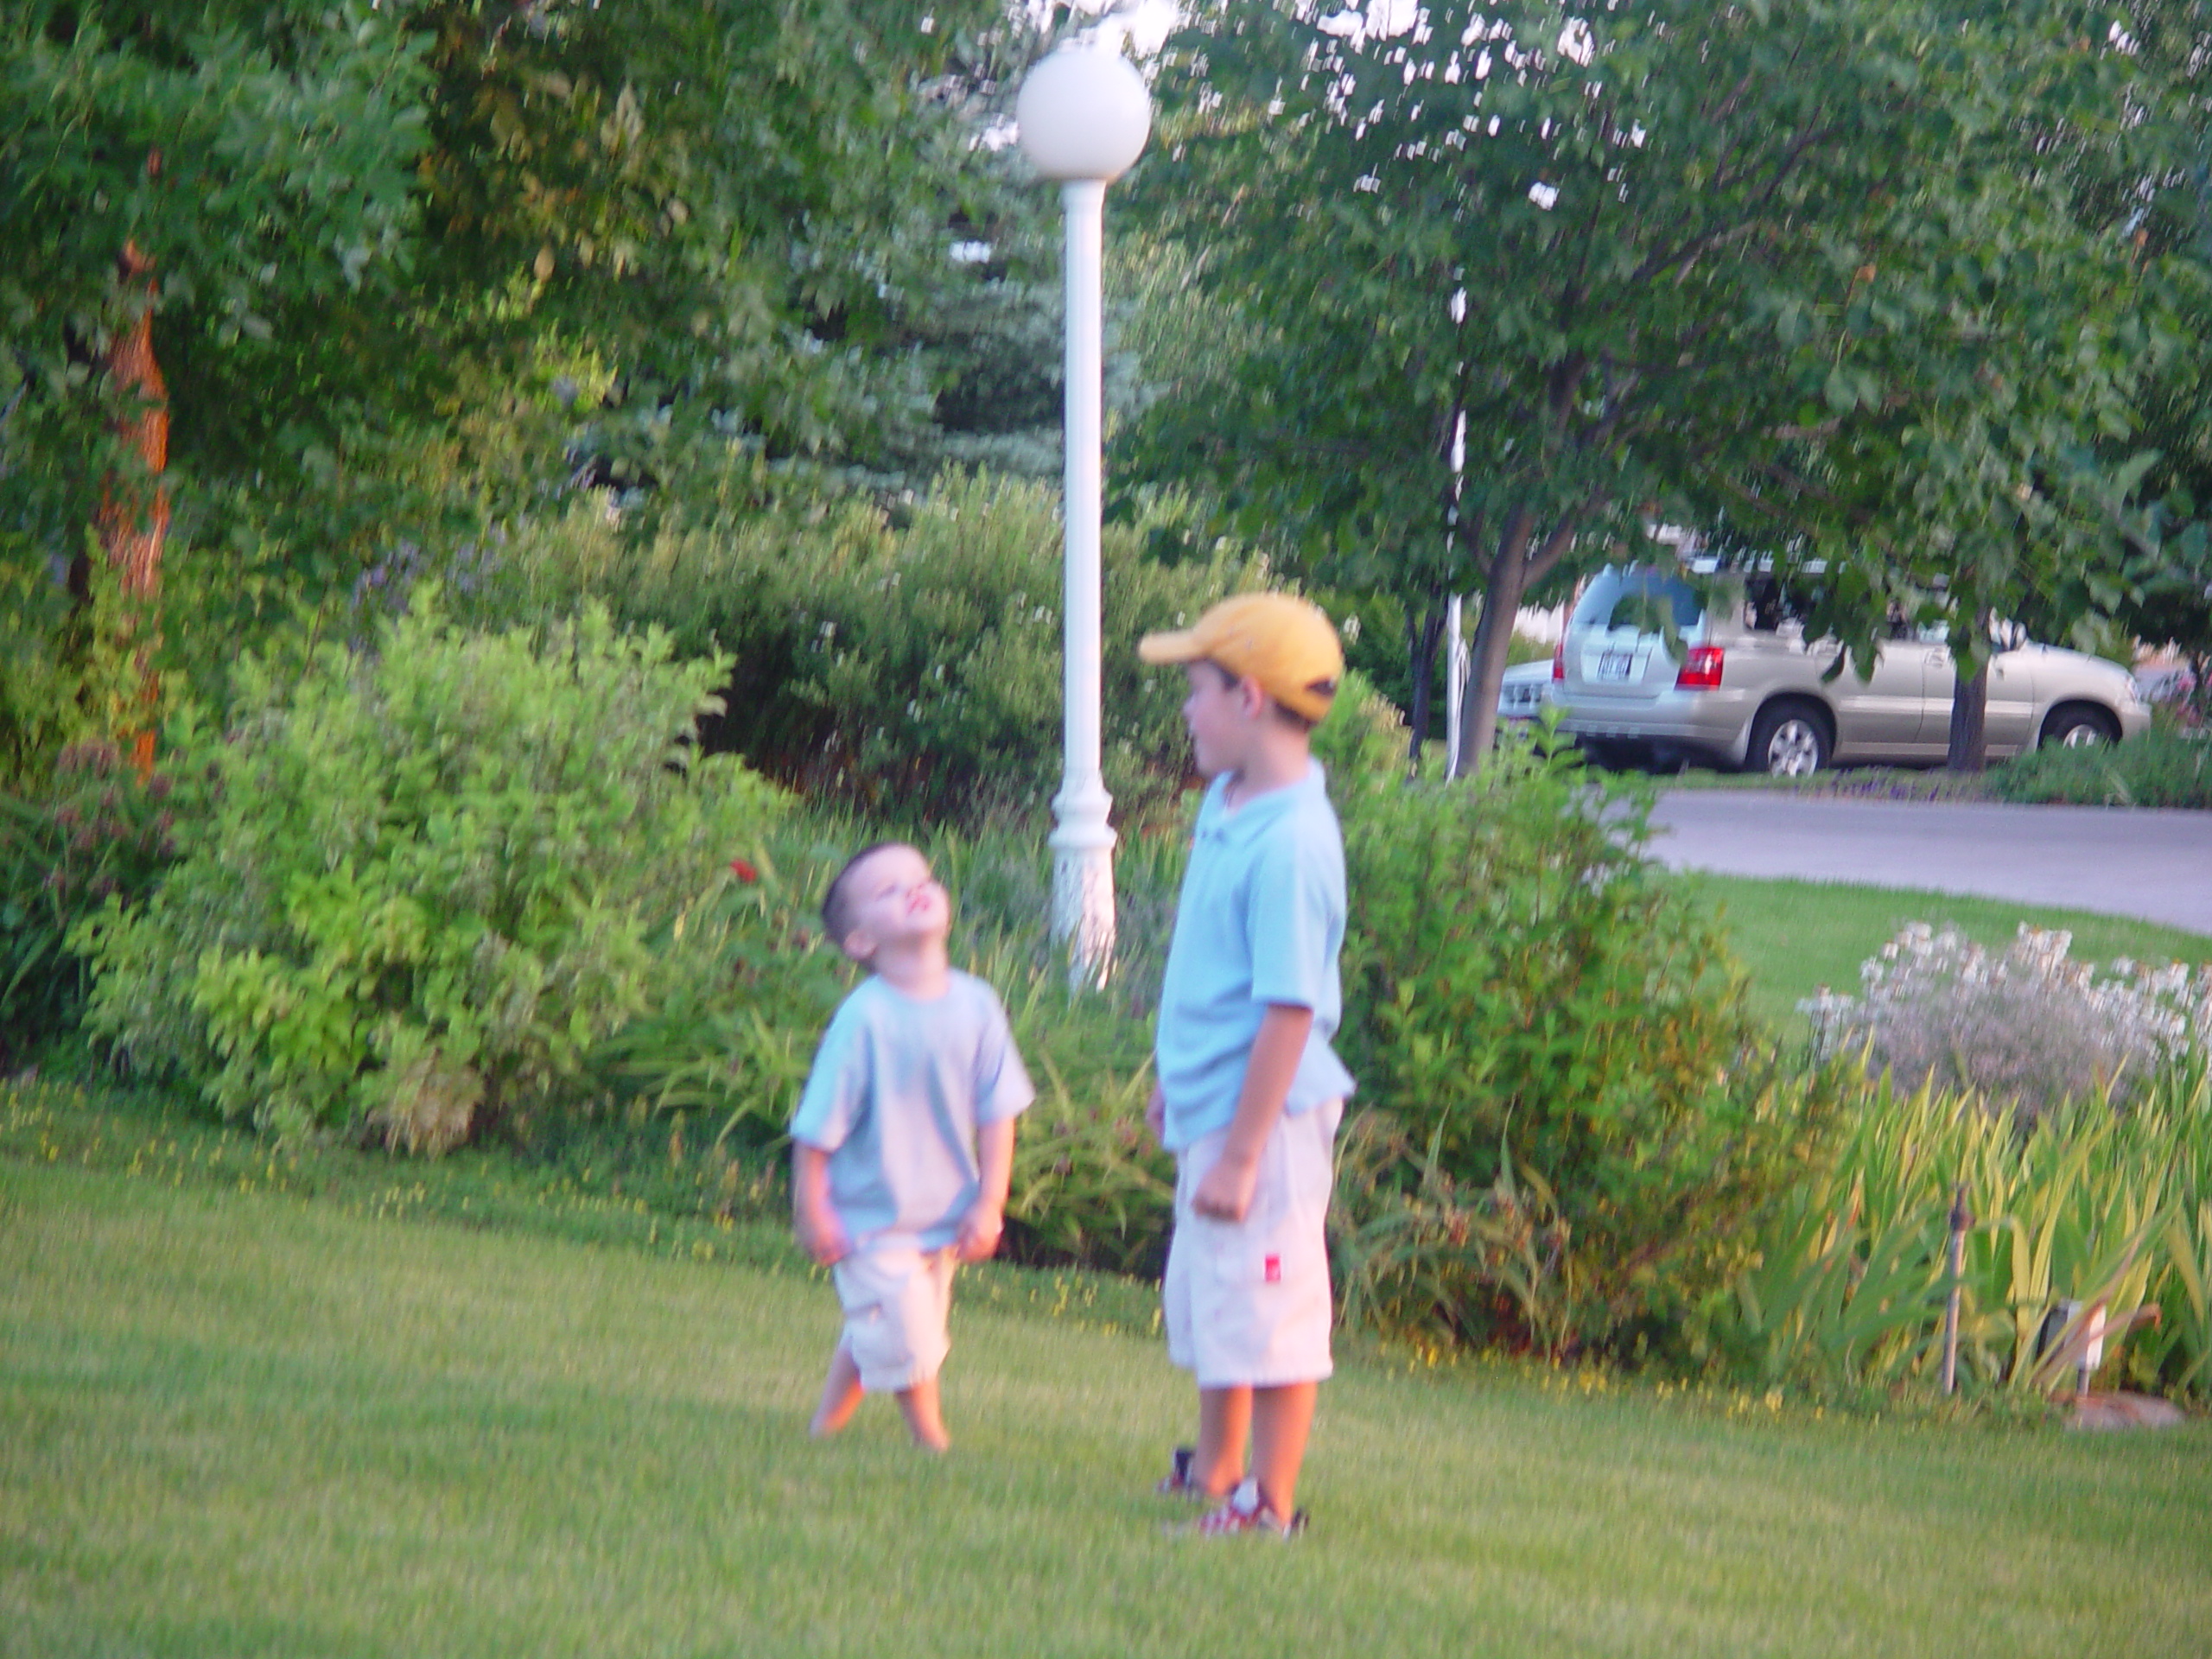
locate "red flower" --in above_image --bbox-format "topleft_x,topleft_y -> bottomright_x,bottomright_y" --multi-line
730,858 -> 760,883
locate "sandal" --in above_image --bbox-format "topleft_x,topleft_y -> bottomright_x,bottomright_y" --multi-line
1189,1477 -> 1307,1539
1156,1445 -> 1205,1498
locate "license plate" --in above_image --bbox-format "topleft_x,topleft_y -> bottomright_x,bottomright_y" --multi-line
1597,649 -> 1635,682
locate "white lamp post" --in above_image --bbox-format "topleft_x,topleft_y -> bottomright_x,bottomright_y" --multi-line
1016,41 -> 1151,988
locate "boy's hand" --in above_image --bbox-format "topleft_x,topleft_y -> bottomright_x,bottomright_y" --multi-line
791,1142 -> 849,1265
1145,1083 -> 1166,1146
1192,1152 -> 1259,1224
795,1204 -> 851,1267
954,1199 -> 1005,1263
1190,1004 -> 1310,1224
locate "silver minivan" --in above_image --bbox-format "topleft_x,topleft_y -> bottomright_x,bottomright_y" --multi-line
1553,566 -> 2151,775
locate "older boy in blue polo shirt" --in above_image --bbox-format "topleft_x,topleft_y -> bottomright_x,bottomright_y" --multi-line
1137,593 -> 1354,1538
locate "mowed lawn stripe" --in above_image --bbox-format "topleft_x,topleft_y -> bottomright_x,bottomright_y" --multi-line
1681,873 -> 2212,1033
3,1161 -> 2209,1658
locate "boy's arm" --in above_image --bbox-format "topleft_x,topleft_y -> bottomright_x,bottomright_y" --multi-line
955,1116 -> 1016,1262
1191,1002 -> 1314,1223
791,1141 -> 851,1266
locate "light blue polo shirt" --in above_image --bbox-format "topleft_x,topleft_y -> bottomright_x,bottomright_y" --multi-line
1154,760 -> 1356,1152
789,971 -> 1035,1251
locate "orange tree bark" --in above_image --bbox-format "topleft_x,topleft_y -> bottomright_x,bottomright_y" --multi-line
93,239 -> 169,773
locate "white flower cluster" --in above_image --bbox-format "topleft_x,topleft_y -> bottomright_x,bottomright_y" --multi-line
1801,923 -> 2212,1120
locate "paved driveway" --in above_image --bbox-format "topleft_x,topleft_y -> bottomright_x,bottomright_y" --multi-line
1648,790 -> 2212,936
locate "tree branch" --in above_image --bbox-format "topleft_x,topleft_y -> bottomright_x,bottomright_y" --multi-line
1525,491 -> 1602,587
1626,119 -> 1843,290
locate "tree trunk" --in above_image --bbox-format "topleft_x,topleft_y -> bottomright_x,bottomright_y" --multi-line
1402,588 -> 1450,770
1947,651 -> 1990,772
93,240 -> 168,773
1459,505 -> 1539,771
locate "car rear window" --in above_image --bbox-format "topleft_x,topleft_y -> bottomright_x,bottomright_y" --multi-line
1571,569 -> 1705,635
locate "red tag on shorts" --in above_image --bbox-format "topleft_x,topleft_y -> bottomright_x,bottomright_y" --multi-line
1264,1254 -> 1282,1284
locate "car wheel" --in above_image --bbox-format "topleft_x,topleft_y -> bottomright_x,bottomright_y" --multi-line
2039,705 -> 2120,750
1745,702 -> 1831,778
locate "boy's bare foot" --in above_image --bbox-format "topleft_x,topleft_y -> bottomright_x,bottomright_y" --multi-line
810,1342 -> 863,1437
897,1378 -> 950,1451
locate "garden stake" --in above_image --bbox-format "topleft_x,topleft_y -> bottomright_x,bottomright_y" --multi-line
1941,1185 -> 1971,1395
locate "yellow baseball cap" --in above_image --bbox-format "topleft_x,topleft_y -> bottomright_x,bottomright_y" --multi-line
1138,592 -> 1344,722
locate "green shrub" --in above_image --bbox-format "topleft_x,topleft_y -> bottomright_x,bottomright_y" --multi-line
1309,669 -> 1409,798
0,540 -> 155,793
467,472 -> 1249,830
0,741 -> 181,1062
591,688 -> 1836,1348
1330,1105 -> 1580,1357
1802,923 -> 2210,1124
1332,728 -> 1838,1358
590,818 -> 860,1151
1711,1064 -> 2212,1403
953,861 -> 1179,1274
1002,1055 -> 1172,1276
76,593 -> 783,1148
1986,727 -> 2212,809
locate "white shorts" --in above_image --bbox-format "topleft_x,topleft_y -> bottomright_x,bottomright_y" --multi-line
831,1245 -> 957,1393
1163,1099 -> 1342,1389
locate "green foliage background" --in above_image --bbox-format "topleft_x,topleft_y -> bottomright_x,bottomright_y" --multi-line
1988,725 -> 2212,809
0,738 -> 178,1063
1331,734 -> 1839,1357
461,472 -> 1251,830
77,594 -> 783,1147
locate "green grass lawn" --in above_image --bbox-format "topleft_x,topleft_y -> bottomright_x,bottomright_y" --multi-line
1683,874 -> 2212,1033
7,1156 -> 2212,1658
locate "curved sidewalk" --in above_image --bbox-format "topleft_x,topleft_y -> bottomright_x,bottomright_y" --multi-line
1649,791 -> 2212,936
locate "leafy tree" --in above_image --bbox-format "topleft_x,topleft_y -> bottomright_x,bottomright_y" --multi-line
405,0 -> 1047,486
1763,161 -> 2159,770
2119,340 -> 2212,709
1,1 -> 432,531
2104,3 -> 2212,711
1,0 -> 433,773
1,1 -> 1067,779
1131,0 -> 2164,768
1760,3 -> 2202,767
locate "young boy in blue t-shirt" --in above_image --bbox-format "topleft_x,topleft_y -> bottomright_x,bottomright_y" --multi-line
1137,593 -> 1355,1537
789,842 -> 1034,1451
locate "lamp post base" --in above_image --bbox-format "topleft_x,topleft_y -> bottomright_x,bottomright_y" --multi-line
1049,786 -> 1117,990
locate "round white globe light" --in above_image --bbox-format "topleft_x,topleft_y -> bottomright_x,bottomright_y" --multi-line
1015,45 -> 1152,183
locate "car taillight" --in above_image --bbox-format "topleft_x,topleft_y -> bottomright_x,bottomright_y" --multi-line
1675,645 -> 1725,690
1551,641 -> 1566,682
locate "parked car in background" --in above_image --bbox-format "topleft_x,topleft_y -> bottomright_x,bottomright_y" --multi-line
1497,658 -> 1555,723
1552,566 -> 2151,776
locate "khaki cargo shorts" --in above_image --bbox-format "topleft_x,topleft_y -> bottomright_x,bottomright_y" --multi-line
1163,1099 -> 1342,1389
832,1244 -> 957,1392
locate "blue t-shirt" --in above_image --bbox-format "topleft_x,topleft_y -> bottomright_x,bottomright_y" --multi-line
1154,760 -> 1356,1152
789,971 -> 1035,1250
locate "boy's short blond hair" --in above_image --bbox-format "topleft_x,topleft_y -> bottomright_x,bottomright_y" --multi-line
821,841 -> 906,958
